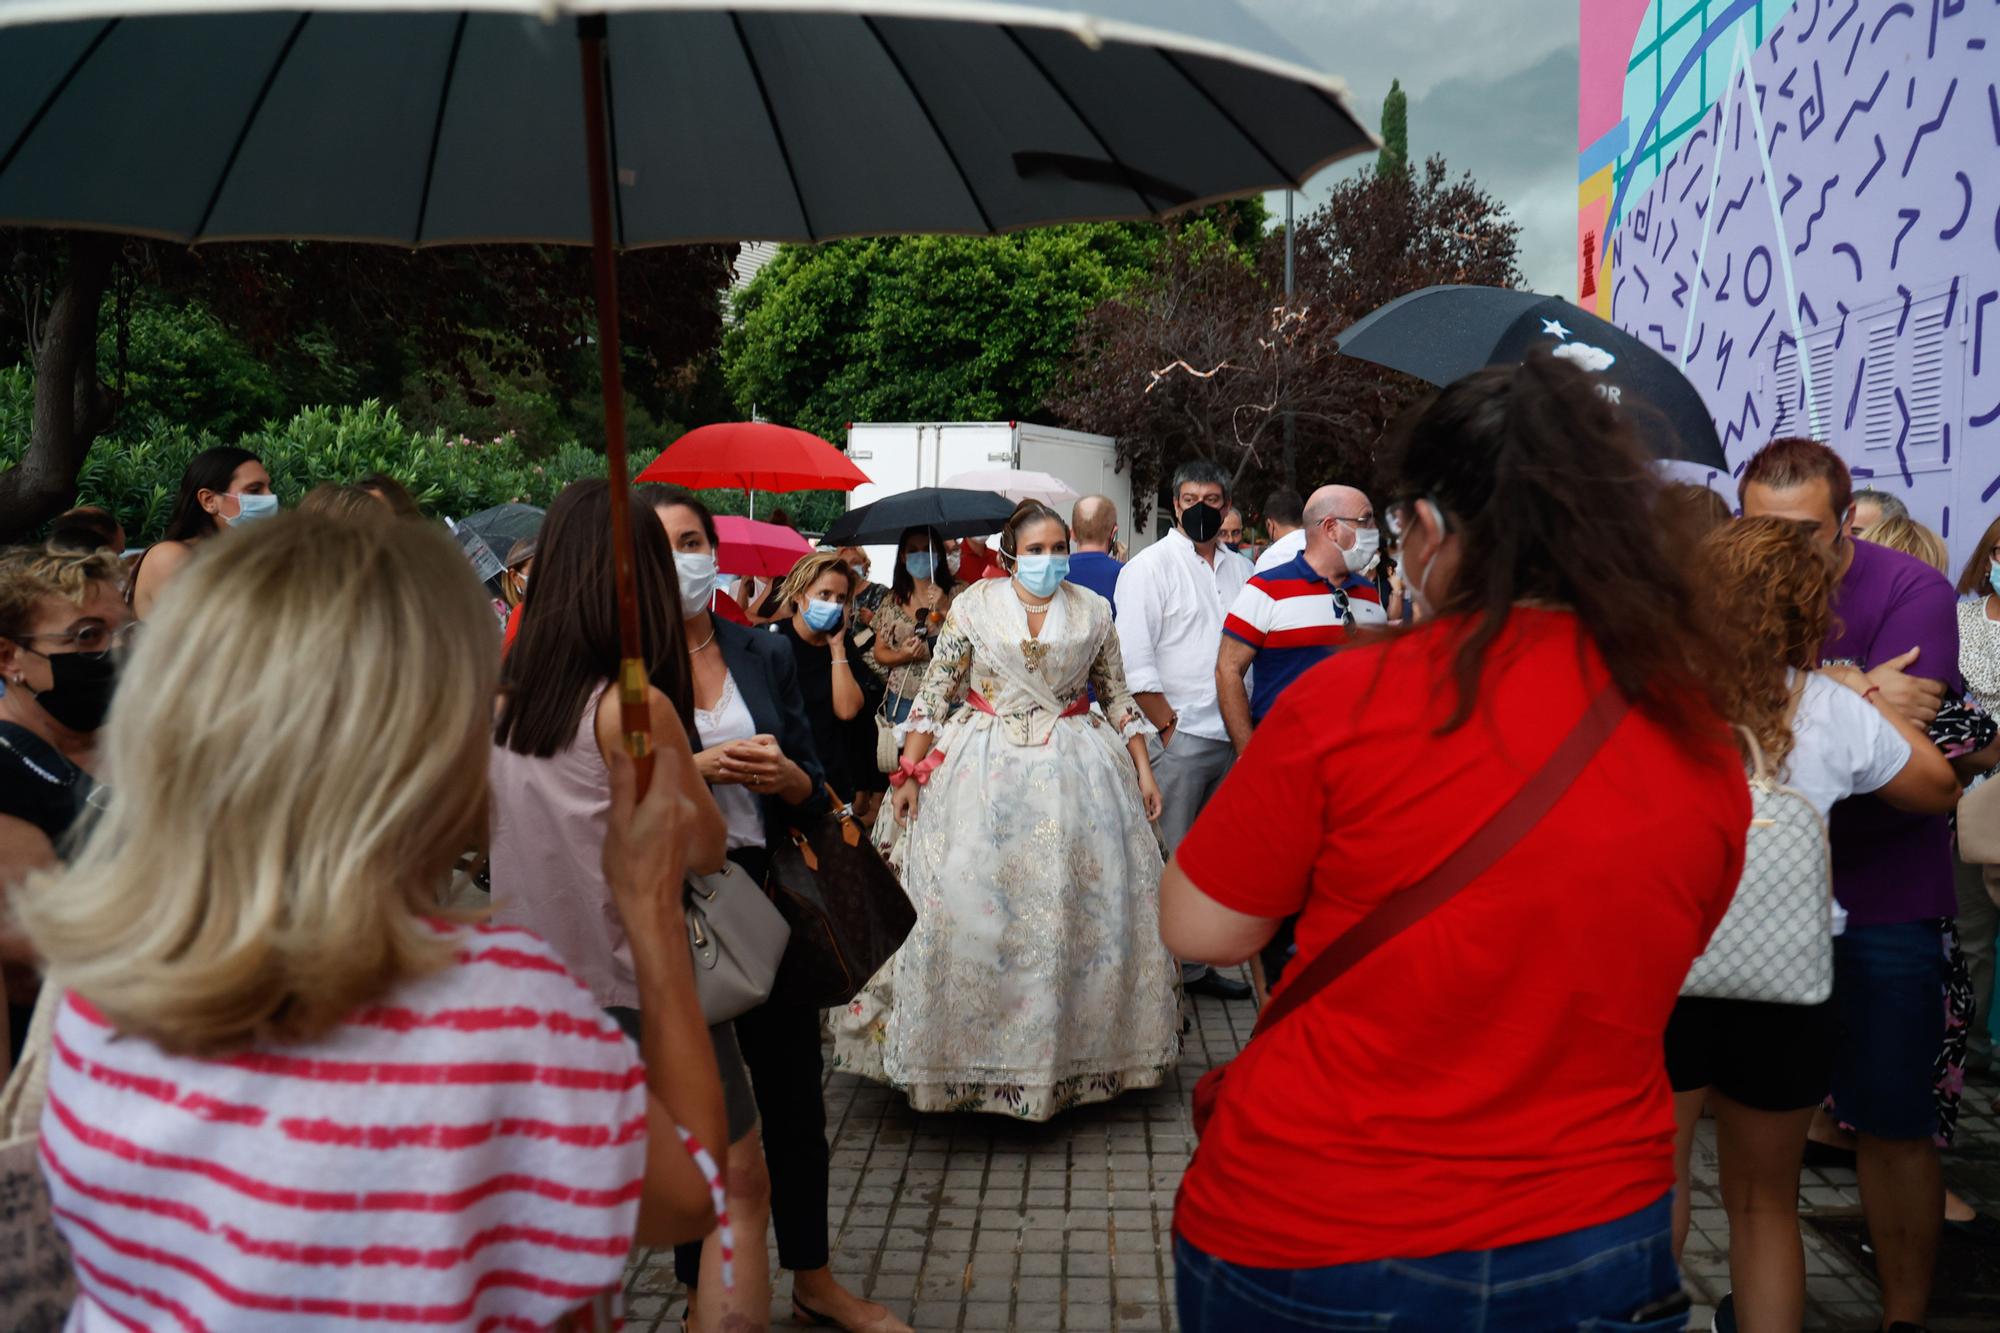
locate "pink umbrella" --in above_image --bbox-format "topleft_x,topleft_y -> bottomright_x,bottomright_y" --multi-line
714,515 -> 813,579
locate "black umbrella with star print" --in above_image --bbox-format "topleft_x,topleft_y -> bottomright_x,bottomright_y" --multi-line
1334,284 -> 1727,471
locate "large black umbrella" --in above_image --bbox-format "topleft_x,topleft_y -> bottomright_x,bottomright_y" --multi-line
0,0 -> 1373,779
1334,285 -> 1728,471
824,487 -> 1018,546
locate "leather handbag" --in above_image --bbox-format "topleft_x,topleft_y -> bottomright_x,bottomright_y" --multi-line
685,859 -> 791,1023
1192,686 -> 1629,1139
766,786 -> 918,1008
1958,773 -> 2000,866
1679,728 -> 1835,1005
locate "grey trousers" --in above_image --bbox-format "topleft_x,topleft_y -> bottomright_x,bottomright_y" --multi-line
1148,731 -> 1236,982
1954,851 -> 2000,1067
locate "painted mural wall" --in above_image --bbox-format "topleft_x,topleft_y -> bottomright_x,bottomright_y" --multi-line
1581,0 -> 2000,574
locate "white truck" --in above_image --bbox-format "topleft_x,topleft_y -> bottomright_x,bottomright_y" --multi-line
842,421 -> 1143,577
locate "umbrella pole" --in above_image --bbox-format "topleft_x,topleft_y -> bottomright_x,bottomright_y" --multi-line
578,18 -> 654,790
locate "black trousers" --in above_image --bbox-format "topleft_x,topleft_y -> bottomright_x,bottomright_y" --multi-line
674,848 -> 832,1283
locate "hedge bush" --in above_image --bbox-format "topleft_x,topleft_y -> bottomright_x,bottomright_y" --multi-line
0,368 -> 613,544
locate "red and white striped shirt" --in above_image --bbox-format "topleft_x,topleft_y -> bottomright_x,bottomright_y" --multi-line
40,924 -> 647,1332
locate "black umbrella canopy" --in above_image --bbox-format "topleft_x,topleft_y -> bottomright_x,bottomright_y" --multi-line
0,1 -> 1373,247
1334,285 -> 1728,472
0,0 -> 1373,781
824,486 -> 1017,547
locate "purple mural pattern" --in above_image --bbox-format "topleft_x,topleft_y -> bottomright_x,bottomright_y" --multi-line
1609,0 -> 1999,570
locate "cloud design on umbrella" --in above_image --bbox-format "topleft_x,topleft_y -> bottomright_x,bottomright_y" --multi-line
1552,341 -> 1617,373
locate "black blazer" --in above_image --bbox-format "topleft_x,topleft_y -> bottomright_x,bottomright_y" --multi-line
701,617 -> 830,847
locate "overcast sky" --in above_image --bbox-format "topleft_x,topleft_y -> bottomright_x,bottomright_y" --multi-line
1245,0 -> 1579,298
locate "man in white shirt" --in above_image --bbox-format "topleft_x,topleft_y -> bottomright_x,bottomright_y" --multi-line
1253,487 -> 1307,573
1117,460 -> 1254,1001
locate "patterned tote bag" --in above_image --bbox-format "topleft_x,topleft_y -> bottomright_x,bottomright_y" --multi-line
1680,729 -> 1834,1005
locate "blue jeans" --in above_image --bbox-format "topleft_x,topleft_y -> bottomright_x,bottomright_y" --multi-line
1174,1194 -> 1685,1332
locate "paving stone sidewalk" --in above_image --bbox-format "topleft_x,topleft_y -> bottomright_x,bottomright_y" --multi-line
622,973 -> 2000,1331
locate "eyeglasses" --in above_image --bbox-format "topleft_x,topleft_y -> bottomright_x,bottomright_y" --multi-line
1327,512 -> 1377,530
1386,498 -> 1450,539
15,621 -> 138,657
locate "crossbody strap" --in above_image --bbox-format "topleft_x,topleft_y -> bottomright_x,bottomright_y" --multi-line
1249,682 -> 1631,1040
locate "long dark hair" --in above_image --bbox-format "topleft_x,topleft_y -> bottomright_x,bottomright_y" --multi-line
1386,353 -> 1727,743
890,526 -> 956,603
635,484 -> 719,546
496,480 -> 692,756
162,446 -> 261,543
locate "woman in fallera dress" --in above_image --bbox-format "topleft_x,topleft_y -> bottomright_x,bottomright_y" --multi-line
832,500 -> 1181,1120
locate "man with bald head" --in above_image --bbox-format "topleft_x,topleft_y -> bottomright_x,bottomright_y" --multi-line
1065,494 -> 1125,611
1217,483 -> 1386,755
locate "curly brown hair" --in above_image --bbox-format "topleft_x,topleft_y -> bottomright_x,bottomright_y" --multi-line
1700,517 -> 1838,770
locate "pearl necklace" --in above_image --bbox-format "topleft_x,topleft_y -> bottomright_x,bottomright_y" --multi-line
1013,587 -> 1053,613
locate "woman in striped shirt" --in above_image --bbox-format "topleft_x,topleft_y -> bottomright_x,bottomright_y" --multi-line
16,511 -> 727,1331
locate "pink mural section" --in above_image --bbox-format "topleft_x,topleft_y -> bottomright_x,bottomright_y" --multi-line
1580,0 -> 1653,148
1577,0 -> 1652,312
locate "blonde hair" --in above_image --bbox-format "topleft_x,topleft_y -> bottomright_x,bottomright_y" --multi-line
16,514 -> 500,1056
0,544 -> 125,637
297,482 -> 389,521
1862,514 -> 1949,574
777,551 -> 856,612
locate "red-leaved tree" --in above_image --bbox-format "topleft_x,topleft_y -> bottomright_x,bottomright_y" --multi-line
1053,156 -> 1520,524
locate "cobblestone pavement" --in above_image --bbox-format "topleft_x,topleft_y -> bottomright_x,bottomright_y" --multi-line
622,971 -> 2000,1331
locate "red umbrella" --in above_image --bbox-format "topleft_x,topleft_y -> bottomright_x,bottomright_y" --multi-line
638,422 -> 869,496
714,515 -> 813,580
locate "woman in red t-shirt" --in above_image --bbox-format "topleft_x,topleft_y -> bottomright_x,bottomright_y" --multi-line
1160,355 -> 1750,1331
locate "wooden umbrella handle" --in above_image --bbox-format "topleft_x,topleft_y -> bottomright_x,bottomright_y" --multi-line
580,19 -> 655,794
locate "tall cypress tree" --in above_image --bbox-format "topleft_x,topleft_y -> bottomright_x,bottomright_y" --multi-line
1377,78 -> 1409,178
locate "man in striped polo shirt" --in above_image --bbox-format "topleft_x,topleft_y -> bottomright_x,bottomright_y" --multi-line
1216,484 -> 1387,757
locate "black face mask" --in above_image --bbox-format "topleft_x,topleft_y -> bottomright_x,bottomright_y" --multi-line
14,646 -> 117,734
1179,501 -> 1224,544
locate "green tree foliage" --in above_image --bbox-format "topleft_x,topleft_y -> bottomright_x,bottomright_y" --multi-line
718,207 -> 1266,443
1378,79 -> 1410,178
0,232 -> 733,537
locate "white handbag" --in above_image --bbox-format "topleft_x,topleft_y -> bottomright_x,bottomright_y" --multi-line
1680,729 -> 1835,1005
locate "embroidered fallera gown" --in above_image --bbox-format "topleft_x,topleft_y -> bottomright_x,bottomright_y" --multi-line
831,578 -> 1181,1120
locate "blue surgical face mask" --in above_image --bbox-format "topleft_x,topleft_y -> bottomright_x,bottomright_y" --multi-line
1989,558 -> 1999,596
226,492 -> 280,526
904,552 -> 935,581
802,599 -> 845,633
1014,553 -> 1069,599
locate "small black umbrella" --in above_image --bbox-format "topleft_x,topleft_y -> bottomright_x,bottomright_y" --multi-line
1334,285 -> 1727,471
824,487 -> 1019,547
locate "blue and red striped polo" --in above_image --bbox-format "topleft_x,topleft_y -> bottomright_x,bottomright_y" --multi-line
1222,553 -> 1387,722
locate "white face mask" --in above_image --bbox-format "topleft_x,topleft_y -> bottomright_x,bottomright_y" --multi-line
222,491 -> 279,527
1342,525 -> 1381,574
674,551 -> 719,613
1405,501 -> 1447,617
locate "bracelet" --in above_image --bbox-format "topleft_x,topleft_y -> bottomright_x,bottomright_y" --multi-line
831,657 -> 849,666
1861,685 -> 1882,703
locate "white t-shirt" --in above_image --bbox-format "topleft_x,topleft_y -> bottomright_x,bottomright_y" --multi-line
1782,670 -> 1913,821
1781,671 -> 1914,934
1254,528 -> 1307,573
